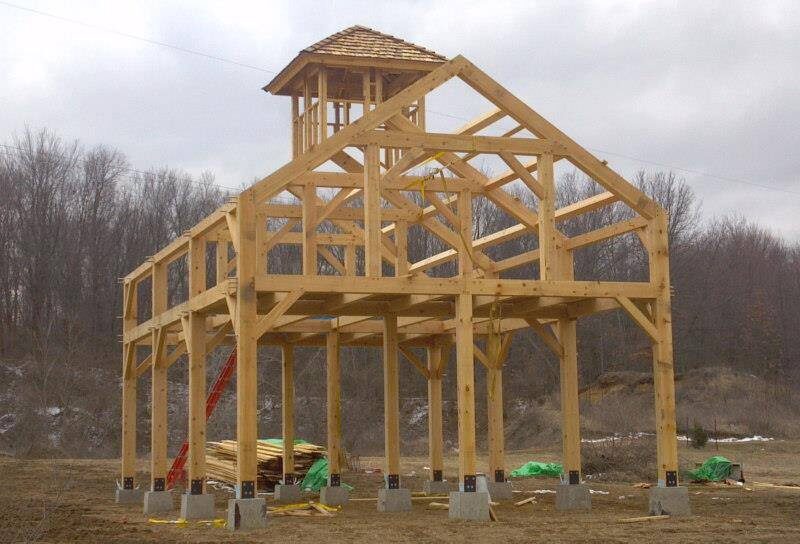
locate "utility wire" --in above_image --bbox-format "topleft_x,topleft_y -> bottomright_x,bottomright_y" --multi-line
0,0 -> 275,74
2,0 -> 797,197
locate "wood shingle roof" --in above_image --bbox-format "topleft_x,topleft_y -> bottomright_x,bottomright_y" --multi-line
302,25 -> 447,63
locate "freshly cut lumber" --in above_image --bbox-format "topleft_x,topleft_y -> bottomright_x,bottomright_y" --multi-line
427,501 -> 449,510
489,504 -> 499,522
205,439 -> 325,489
618,515 -> 670,523
514,496 -> 537,506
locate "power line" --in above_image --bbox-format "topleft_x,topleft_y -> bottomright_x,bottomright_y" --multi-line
0,142 -> 239,191
0,0 -> 275,74
2,1 -> 796,198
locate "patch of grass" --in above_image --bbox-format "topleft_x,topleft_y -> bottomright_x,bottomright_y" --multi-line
582,436 -> 656,482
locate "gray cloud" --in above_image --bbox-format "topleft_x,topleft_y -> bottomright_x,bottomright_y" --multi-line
2,0 -> 798,238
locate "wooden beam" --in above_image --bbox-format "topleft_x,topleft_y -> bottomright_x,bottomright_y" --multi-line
302,182 -> 317,275
120,278 -> 137,490
426,343 -> 444,483
150,259 -> 168,490
558,317 -> 581,484
235,192 -> 258,498
456,57 -> 658,219
364,143 -> 382,277
486,323 -> 506,482
648,213 -> 679,486
281,344 -> 295,483
255,290 -> 305,340
455,292 -> 477,489
383,315 -> 401,484
525,318 -> 564,357
326,331 -> 342,483
350,131 -> 561,155
187,309 -> 206,494
617,296 -> 659,342
399,345 -> 429,379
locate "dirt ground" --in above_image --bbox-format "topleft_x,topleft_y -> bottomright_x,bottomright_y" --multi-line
2,440 -> 799,543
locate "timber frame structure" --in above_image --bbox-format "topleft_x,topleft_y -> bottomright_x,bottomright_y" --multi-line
119,26 -> 682,515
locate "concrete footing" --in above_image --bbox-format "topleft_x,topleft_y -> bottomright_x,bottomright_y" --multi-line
423,480 -> 453,495
555,483 -> 591,511
486,481 -> 514,501
448,491 -> 490,521
143,490 -> 173,514
180,493 -> 215,520
320,486 -> 349,506
377,488 -> 412,512
115,488 -> 144,504
227,498 -> 267,531
273,484 -> 301,503
649,486 -> 691,517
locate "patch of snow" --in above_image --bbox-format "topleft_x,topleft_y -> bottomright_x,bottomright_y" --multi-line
677,435 -> 773,443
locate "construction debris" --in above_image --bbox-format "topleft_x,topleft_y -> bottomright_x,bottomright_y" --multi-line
618,515 -> 670,523
427,502 -> 449,510
514,497 -> 537,506
205,439 -> 326,489
268,502 -> 340,517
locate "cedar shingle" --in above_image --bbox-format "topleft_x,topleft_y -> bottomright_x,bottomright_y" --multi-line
303,25 -> 446,63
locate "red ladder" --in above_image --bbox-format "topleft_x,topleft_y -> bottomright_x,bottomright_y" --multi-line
166,347 -> 237,489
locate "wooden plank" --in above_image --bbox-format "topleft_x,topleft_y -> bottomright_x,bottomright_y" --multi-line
566,218 -> 648,250
326,331 -> 342,478
235,192 -> 259,497
384,315 -> 401,479
526,318 -> 564,357
537,152 -> 560,280
281,344 -> 295,481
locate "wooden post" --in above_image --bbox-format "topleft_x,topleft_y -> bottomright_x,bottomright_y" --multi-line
318,67 -> 327,142
256,210 -> 268,276
150,260 -> 167,491
120,281 -> 137,491
216,232 -> 229,284
558,317 -> 581,484
236,193 -> 259,498
426,342 -> 444,482
455,294 -> 476,490
302,183 -> 317,275
486,330 -> 505,483
187,234 -> 207,494
395,220 -> 408,276
345,242 -> 356,276
364,143 -> 381,277
383,314 -> 401,487
326,331 -> 342,485
291,92 -> 299,158
649,212 -> 679,486
537,152 -> 558,280
281,344 -> 295,484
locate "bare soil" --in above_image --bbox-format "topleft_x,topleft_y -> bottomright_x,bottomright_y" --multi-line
2,441 -> 799,543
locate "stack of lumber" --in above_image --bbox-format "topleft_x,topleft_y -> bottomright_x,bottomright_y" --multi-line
205,440 -> 326,489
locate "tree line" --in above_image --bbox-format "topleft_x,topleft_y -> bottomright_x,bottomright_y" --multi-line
0,128 -> 798,457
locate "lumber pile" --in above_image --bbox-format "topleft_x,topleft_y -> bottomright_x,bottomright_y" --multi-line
205,440 -> 326,489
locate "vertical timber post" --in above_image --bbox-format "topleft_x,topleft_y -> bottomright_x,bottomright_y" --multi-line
383,315 -> 401,487
455,189 -> 477,494
486,328 -> 505,484
281,344 -> 295,484
558,318 -> 581,484
187,235 -> 207,496
118,279 -> 139,502
235,193 -> 259,499
364,143 -> 381,277
650,212 -> 679,486
150,260 -> 167,493
321,330 -> 349,505
426,342 -> 444,484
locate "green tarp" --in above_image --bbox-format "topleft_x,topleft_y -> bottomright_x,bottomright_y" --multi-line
300,458 -> 354,492
687,456 -> 732,482
509,461 -> 564,478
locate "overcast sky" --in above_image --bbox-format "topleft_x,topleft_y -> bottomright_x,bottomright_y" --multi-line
2,0 -> 799,239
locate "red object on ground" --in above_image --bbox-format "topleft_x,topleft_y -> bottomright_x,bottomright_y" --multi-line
166,347 -> 237,489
